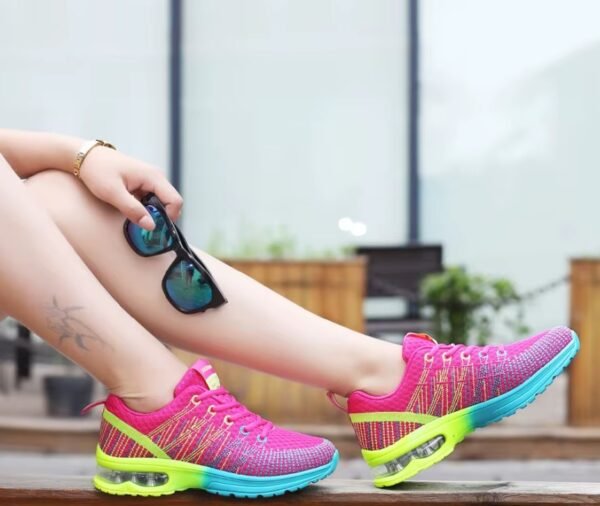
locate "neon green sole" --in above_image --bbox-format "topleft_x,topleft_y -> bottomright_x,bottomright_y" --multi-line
94,446 -> 206,496
93,445 -> 340,498
367,409 -> 471,488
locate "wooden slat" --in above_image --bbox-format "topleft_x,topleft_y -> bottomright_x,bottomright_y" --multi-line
569,259 -> 600,426
2,477 -> 599,505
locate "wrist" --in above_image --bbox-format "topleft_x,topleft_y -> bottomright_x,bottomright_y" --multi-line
47,133 -> 85,173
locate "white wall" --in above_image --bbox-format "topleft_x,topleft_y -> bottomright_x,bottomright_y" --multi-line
181,0 -> 408,255
0,0 -> 169,169
421,0 -> 600,333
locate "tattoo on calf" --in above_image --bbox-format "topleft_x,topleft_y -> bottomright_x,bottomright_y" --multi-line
45,295 -> 109,351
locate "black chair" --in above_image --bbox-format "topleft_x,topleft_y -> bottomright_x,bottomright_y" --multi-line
356,245 -> 443,339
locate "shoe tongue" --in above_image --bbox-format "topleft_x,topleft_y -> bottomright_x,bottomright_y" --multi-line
402,333 -> 437,362
174,359 -> 221,396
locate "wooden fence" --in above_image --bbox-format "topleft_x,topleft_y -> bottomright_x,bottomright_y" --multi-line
569,258 -> 600,426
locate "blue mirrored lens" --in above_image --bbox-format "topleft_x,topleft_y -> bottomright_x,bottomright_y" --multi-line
126,205 -> 173,255
165,259 -> 213,311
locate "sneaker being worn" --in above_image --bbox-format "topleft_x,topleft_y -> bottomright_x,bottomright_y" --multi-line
338,326 -> 579,487
93,359 -> 338,498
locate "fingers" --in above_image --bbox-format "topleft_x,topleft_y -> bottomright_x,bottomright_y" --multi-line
151,176 -> 183,221
79,148 -> 182,228
108,187 -> 156,230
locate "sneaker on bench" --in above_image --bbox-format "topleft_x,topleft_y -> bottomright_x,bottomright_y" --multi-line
339,326 -> 579,487
93,359 -> 338,498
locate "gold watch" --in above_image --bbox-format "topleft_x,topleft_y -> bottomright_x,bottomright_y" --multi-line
73,139 -> 116,178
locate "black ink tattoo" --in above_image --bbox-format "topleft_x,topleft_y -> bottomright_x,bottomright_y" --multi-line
45,296 -> 108,351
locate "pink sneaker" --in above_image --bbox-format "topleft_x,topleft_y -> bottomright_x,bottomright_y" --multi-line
93,360 -> 338,497
339,326 -> 579,487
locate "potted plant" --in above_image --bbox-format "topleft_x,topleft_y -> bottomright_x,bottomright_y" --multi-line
43,348 -> 94,418
420,266 -> 528,345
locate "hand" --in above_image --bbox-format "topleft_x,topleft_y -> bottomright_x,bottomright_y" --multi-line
79,146 -> 183,230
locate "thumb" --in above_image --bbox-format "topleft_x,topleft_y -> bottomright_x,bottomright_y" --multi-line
112,190 -> 155,231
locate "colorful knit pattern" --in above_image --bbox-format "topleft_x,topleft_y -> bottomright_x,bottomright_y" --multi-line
352,420 -> 422,451
99,359 -> 336,477
347,326 -> 574,451
98,416 -> 152,459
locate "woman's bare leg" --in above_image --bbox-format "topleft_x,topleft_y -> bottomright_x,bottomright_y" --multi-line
26,170 -> 404,396
0,156 -> 186,411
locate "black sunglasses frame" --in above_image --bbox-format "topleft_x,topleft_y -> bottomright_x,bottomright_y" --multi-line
123,193 -> 228,314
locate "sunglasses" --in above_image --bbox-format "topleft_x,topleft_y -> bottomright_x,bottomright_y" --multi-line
123,193 -> 227,314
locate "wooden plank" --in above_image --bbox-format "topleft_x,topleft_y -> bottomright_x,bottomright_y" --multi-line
322,262 -> 344,327
569,259 -> 600,426
342,257 -> 367,333
2,477 -> 600,505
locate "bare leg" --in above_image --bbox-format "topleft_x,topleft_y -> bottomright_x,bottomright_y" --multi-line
0,156 -> 186,411
26,170 -> 404,396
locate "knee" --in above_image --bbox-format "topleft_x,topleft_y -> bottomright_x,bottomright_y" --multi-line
24,170 -> 97,224
25,169 -> 122,234
25,169 -> 80,196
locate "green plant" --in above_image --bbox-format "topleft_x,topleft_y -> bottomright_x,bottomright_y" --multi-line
420,266 -> 528,345
265,226 -> 297,259
206,227 -> 355,260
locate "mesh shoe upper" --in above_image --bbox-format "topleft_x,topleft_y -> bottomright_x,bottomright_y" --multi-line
347,326 -> 574,450
99,360 -> 336,476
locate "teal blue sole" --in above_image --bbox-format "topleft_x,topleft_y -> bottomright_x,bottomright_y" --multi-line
470,331 -> 580,429
204,450 -> 339,498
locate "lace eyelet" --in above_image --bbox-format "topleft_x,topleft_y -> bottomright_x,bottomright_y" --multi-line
460,352 -> 470,361
442,352 -> 451,362
239,426 -> 249,436
256,434 -> 267,444
497,349 -> 507,358
424,353 -> 434,364
191,394 -> 201,406
223,415 -> 233,427
207,405 -> 216,416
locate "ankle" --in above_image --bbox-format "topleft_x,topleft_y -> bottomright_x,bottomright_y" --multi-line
118,391 -> 173,413
106,365 -> 185,413
352,341 -> 405,396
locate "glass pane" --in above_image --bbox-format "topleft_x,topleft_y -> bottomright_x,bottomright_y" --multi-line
422,0 -> 600,331
182,0 -> 408,256
0,0 -> 168,168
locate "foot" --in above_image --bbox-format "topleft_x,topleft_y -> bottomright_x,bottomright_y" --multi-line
341,326 -> 579,487
93,360 -> 338,498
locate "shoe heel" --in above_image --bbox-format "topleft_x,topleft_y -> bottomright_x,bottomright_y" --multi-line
373,434 -> 451,487
96,465 -> 169,487
374,434 -> 446,477
94,446 -> 200,497
94,463 -> 177,496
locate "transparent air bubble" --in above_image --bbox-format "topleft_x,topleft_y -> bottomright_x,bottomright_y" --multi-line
97,466 -> 169,487
375,435 -> 446,478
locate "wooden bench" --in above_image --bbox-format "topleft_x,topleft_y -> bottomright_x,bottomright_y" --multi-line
2,477 -> 599,505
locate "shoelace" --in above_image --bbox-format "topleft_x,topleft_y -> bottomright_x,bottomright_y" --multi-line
425,342 -> 505,362
194,387 -> 273,439
326,342 -> 507,414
